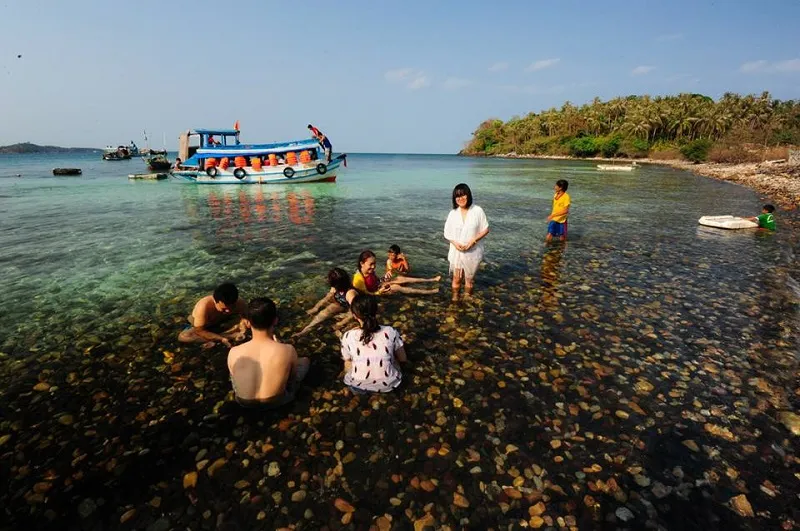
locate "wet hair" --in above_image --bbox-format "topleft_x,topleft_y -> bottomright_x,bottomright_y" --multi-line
388,244 -> 402,255
763,204 -> 775,213
213,282 -> 239,305
246,297 -> 277,330
307,124 -> 314,129
357,250 -> 376,271
328,268 -> 352,292
350,294 -> 380,344
556,179 -> 569,192
452,183 -> 473,209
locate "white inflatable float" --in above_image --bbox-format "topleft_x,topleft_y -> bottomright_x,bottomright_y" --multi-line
698,215 -> 758,230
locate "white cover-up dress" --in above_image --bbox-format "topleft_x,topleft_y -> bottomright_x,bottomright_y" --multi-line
443,205 -> 489,279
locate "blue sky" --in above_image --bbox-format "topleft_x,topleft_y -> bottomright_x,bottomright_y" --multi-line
1,0 -> 798,153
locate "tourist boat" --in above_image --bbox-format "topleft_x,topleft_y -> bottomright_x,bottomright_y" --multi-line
103,146 -> 133,161
172,128 -> 346,185
596,162 -> 637,171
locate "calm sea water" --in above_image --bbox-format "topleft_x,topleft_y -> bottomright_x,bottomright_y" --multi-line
0,152 -> 793,357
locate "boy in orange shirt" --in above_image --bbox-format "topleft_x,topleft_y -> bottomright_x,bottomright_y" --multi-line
546,179 -> 570,242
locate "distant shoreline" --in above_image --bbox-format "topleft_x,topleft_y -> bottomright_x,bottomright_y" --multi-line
478,153 -> 800,210
0,143 -> 101,155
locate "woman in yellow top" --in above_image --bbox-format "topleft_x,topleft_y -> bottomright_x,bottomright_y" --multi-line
546,179 -> 570,242
353,250 -> 439,296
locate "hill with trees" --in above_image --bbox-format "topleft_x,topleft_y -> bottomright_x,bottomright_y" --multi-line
0,143 -> 100,154
461,92 -> 800,163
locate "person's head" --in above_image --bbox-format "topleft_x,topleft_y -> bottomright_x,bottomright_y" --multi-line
763,204 -> 775,214
307,124 -> 314,130
212,282 -> 239,313
452,183 -> 473,209
555,179 -> 569,193
175,157 -> 182,163
350,294 -> 380,344
245,297 -> 277,331
327,267 -> 352,292
387,244 -> 402,259
358,250 -> 377,275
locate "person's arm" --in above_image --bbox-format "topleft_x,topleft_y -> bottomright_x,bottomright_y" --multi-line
308,288 -> 335,314
547,206 -> 570,221
340,333 -> 353,374
464,208 -> 490,251
392,329 -> 407,363
233,299 -> 249,339
384,258 -> 393,277
191,301 -> 232,346
398,255 -> 410,273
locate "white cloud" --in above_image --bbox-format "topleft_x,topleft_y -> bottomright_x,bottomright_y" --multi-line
442,77 -> 472,90
740,58 -> 800,73
525,58 -> 560,72
384,68 -> 430,89
656,33 -> 683,42
407,75 -> 430,90
488,61 -> 509,72
631,65 -> 655,76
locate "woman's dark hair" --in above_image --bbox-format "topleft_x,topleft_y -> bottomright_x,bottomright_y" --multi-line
246,297 -> 277,330
556,179 -> 569,192
327,267 -> 352,292
388,244 -> 401,254
350,294 -> 380,344
357,250 -> 376,271
452,183 -> 473,209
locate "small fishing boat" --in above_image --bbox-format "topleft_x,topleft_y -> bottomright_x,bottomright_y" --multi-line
53,168 -> 82,176
172,128 -> 346,185
103,146 -> 133,161
597,162 -> 637,171
698,215 -> 758,230
146,154 -> 172,171
128,173 -> 168,180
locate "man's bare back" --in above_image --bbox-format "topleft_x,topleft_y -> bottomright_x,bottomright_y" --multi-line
228,338 -> 302,400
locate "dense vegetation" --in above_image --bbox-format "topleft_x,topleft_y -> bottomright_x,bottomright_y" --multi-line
461,92 -> 800,162
0,142 -> 100,154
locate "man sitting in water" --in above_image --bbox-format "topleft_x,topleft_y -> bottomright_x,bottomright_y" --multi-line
745,204 -> 777,231
178,282 -> 248,348
227,297 -> 310,408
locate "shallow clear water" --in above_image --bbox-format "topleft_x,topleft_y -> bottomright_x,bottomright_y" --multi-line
1,152 -> 797,529
0,152 -> 785,356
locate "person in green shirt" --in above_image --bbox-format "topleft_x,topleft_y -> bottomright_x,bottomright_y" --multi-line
746,204 -> 776,231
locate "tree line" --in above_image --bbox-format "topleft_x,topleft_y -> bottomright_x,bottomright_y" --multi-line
461,92 -> 800,162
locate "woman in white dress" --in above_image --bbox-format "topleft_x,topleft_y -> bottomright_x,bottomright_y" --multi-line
443,183 -> 490,301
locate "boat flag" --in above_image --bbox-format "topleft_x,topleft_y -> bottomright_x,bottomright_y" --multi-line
233,120 -> 240,131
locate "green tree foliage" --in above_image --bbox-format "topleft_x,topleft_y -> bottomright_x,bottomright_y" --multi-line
680,139 -> 713,163
461,92 -> 800,159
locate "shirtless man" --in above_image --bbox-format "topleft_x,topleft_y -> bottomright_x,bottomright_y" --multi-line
227,297 -> 310,408
178,282 -> 248,348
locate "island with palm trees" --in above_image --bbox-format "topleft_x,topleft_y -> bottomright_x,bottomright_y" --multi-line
461,92 -> 800,207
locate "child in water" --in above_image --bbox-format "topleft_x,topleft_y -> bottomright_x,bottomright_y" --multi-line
546,179 -> 570,242
383,244 -> 442,285
340,294 -> 406,393
745,204 -> 777,231
294,268 -> 358,337
353,250 -> 439,296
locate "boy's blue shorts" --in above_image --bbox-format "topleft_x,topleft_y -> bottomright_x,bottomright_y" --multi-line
547,220 -> 567,237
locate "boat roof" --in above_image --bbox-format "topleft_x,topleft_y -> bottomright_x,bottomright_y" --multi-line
190,129 -> 240,136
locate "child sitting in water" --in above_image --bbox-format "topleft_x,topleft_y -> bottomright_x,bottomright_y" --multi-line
340,294 -> 406,393
353,250 -> 439,296
382,244 -> 441,285
294,268 -> 358,337
745,204 -> 777,231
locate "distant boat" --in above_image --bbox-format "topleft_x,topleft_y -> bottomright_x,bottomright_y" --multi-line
53,168 -> 82,176
103,146 -> 132,161
172,128 -> 346,185
146,154 -> 172,171
597,162 -> 637,171
129,173 -> 168,180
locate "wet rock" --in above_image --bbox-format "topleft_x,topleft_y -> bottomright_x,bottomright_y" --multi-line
729,494 -> 754,517
147,517 -> 171,531
291,490 -> 306,502
615,507 -> 634,522
267,462 -> 280,477
777,411 -> 800,436
77,499 -> 97,519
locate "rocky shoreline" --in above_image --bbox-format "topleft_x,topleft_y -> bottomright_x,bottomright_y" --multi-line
488,153 -> 800,210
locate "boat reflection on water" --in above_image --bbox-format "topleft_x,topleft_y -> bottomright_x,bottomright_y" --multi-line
180,186 -> 325,245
